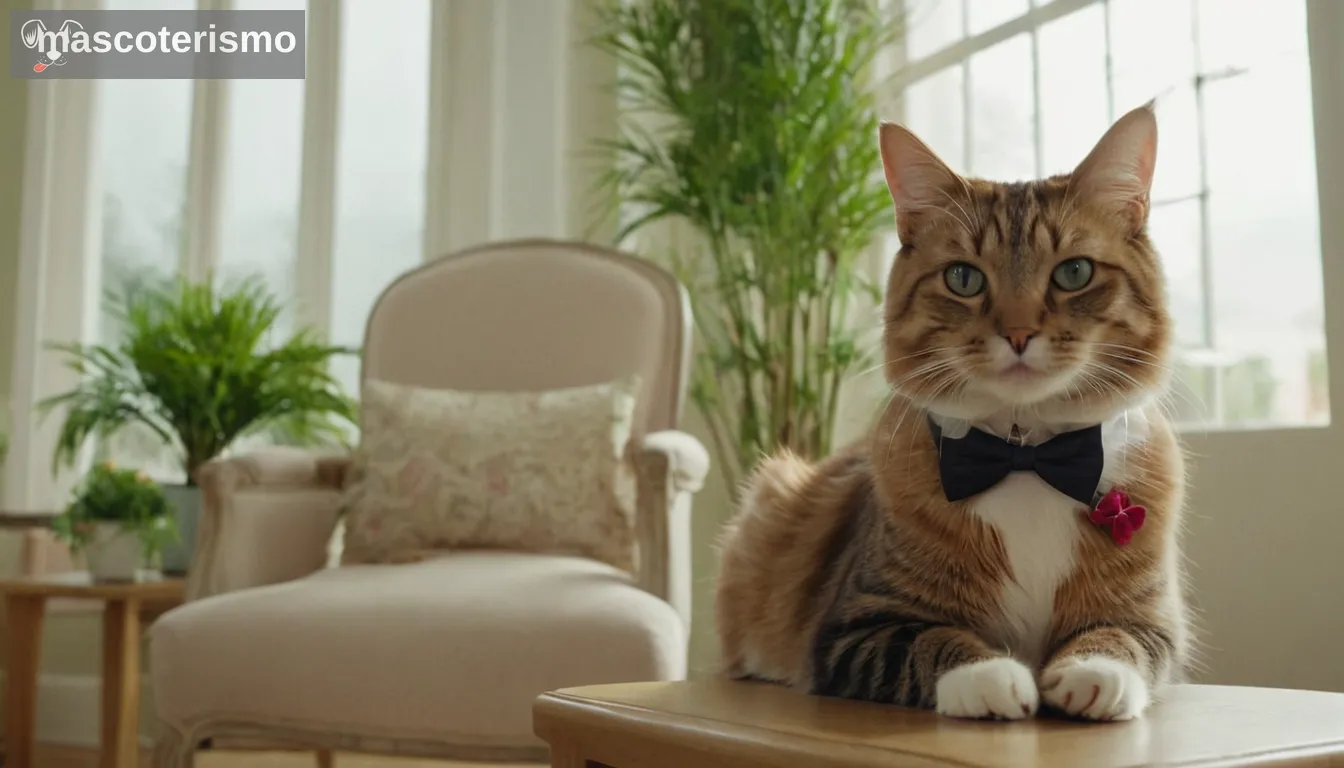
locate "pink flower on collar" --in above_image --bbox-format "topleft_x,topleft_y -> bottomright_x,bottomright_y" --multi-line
1089,488 -> 1147,546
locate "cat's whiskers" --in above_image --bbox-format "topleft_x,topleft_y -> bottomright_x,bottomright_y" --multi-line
951,173 -> 984,233
1093,351 -> 1167,370
1072,345 -> 1206,420
1057,178 -> 1083,233
1089,349 -> 1207,415
876,359 -> 962,458
1078,369 -> 1109,399
907,374 -> 970,455
1081,360 -> 1187,424
888,357 -> 962,393
1082,358 -> 1145,389
852,347 -> 953,380
1090,342 -> 1163,359
886,369 -> 966,464
934,188 -> 978,241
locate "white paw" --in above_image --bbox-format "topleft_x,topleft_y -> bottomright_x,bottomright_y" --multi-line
936,657 -> 1039,720
1041,657 -> 1149,721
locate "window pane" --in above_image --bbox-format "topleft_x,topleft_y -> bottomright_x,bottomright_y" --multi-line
905,0 -> 962,61
1169,356 -> 1215,426
1109,0 -> 1194,108
969,33 -> 1034,181
97,79 -> 192,323
329,0 -> 432,395
1147,86 -> 1202,202
97,63 -> 194,341
1147,199 -> 1205,348
96,0 -> 196,476
903,65 -> 965,174
216,0 -> 307,340
1037,4 -> 1109,175
1204,49 -> 1326,427
967,0 -> 1027,36
1198,0 -> 1305,72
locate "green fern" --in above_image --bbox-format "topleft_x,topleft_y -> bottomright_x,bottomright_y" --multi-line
39,274 -> 358,486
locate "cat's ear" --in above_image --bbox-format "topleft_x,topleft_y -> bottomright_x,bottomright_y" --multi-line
1070,101 -> 1158,231
878,122 -> 962,241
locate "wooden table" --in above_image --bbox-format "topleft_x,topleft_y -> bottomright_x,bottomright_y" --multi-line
534,680 -> 1344,767
1,572 -> 185,768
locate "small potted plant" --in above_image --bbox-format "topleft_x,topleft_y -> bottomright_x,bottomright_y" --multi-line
53,462 -> 178,581
39,274 -> 358,574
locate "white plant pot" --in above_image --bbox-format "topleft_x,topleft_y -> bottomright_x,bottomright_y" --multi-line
85,523 -> 142,582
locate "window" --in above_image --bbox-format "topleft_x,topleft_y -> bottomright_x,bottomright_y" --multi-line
93,0 -> 197,476
328,0 -> 431,396
897,0 -> 1329,429
82,0 -> 434,476
5,2 -> 604,509
96,1 -> 196,345
215,0 -> 307,338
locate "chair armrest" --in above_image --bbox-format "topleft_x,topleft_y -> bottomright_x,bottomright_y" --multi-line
641,430 -> 710,493
187,447 -> 350,601
633,430 -> 710,632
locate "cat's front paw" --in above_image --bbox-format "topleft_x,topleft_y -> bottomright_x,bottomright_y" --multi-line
1041,656 -> 1149,721
935,657 -> 1039,720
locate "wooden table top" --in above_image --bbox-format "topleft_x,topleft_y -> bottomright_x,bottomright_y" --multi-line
534,680 -> 1344,768
0,571 -> 185,602
0,512 -> 55,529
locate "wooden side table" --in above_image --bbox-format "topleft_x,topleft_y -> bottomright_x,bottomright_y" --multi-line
534,680 -> 1344,767
0,572 -> 185,768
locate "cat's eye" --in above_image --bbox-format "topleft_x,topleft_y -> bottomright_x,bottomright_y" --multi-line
1051,257 -> 1094,292
944,263 -> 986,297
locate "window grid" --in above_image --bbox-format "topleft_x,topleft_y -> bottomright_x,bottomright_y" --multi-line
958,0 -> 971,172
1029,14 -> 1044,178
1101,0 -> 1115,123
89,0 -> 335,481
1187,0 -> 1221,415
902,0 -> 1259,424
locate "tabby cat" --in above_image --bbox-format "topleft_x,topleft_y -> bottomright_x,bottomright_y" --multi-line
714,102 -> 1190,721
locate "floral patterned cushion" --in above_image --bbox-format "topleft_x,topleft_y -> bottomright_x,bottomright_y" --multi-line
340,376 -> 642,571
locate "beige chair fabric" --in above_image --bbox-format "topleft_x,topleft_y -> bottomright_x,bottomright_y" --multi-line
150,240 -> 708,766
155,553 -> 686,756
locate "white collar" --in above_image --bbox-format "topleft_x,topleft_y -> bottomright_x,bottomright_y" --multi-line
927,406 -> 1151,451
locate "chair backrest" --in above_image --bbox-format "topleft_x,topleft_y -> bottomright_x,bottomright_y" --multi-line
360,239 -> 692,435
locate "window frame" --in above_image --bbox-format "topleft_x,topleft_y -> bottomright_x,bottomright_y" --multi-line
2,0 -> 418,507
2,0 -> 608,511
893,0 -> 1333,429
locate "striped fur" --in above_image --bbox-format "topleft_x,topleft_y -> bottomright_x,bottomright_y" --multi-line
715,104 -> 1190,721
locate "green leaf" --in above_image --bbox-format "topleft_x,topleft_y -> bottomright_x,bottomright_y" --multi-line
39,273 -> 359,484
587,0 -> 901,488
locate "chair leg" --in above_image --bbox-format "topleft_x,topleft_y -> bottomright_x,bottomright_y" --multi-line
152,731 -> 196,768
316,748 -> 335,768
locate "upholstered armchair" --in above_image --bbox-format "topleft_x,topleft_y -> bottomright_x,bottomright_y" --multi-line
149,239 -> 710,766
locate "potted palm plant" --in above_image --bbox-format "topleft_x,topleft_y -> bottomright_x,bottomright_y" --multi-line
590,0 -> 902,493
53,462 -> 177,581
39,275 -> 357,574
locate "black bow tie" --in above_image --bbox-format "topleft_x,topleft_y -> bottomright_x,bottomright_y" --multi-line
929,418 -> 1104,505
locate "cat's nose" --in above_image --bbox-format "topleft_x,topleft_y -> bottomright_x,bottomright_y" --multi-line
1002,328 -> 1037,355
